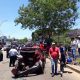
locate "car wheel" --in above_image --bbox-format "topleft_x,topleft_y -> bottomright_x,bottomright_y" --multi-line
36,64 -> 44,74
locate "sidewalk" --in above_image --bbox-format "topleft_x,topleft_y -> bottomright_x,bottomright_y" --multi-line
47,58 -> 80,74
0,51 -> 9,65
65,55 -> 80,74
1,51 -> 80,74
66,63 -> 80,74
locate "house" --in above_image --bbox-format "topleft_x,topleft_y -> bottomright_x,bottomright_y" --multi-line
68,29 -> 80,38
68,29 -> 80,45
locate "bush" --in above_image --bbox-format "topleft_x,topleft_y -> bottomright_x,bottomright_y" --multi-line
76,58 -> 80,64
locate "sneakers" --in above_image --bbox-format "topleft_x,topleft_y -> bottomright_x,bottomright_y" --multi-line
54,73 -> 58,75
51,73 -> 54,77
60,72 -> 63,77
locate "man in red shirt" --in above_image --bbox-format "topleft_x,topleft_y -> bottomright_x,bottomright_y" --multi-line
49,42 -> 61,77
39,42 -> 44,51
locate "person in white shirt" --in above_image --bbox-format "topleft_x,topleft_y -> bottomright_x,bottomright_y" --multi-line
9,45 -> 18,67
71,38 -> 77,60
78,42 -> 80,56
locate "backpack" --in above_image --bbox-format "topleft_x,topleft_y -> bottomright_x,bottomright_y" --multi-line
66,57 -> 72,64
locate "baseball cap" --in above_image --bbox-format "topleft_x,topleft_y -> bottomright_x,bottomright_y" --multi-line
52,42 -> 56,45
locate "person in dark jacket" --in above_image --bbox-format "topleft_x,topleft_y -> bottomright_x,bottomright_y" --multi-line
60,44 -> 66,77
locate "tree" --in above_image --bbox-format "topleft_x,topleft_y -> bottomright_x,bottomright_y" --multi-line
15,0 -> 80,37
19,37 -> 28,44
52,31 -> 71,45
32,31 -> 39,41
32,29 -> 53,41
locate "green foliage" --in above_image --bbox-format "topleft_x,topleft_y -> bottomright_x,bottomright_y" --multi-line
32,29 -> 52,41
32,31 -> 39,41
19,37 -> 28,44
76,58 -> 80,64
52,35 -> 71,45
15,0 -> 80,37
52,31 -> 71,45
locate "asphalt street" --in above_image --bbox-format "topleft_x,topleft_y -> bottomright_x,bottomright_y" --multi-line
0,51 -> 80,80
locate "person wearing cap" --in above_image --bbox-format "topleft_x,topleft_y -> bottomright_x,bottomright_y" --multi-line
49,42 -> 61,77
9,46 -> 19,67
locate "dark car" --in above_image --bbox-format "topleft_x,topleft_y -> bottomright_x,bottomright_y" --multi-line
11,47 -> 46,77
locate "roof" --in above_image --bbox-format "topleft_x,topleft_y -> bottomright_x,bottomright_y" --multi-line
67,29 -> 80,38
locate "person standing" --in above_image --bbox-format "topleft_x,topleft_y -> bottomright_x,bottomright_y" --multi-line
9,45 -> 19,67
71,44 -> 76,61
59,44 -> 66,77
77,42 -> 80,56
49,42 -> 61,77
71,38 -> 77,60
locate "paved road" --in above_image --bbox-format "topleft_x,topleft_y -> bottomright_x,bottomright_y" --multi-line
0,51 -> 80,80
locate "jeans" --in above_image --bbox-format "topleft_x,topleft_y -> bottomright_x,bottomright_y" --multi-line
9,56 -> 17,67
71,49 -> 76,60
78,48 -> 80,56
60,61 -> 65,72
51,58 -> 58,74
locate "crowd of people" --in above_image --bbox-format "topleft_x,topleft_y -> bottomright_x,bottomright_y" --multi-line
2,41 -> 71,77
31,41 -> 67,77
1,37 -> 80,77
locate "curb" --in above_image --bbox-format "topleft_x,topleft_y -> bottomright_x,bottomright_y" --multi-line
58,60 -> 80,74
47,58 -> 80,74
66,64 -> 80,74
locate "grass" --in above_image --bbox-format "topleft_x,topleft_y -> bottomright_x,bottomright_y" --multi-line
76,58 -> 80,64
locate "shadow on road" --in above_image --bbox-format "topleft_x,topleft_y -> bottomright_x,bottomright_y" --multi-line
12,75 -> 27,79
50,70 -> 73,76
63,71 -> 72,74
12,73 -> 43,79
50,72 -> 60,76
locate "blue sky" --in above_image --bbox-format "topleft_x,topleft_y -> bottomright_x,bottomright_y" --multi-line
73,2 -> 80,29
0,0 -> 80,39
0,0 -> 34,39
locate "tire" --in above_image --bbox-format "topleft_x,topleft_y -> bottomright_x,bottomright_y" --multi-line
40,66 -> 44,74
36,64 -> 44,74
